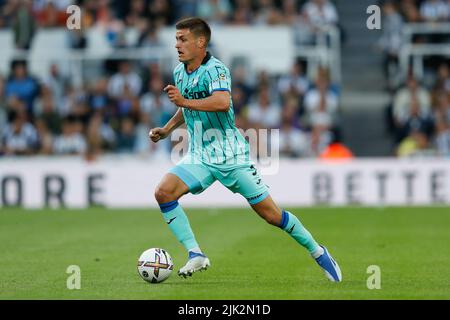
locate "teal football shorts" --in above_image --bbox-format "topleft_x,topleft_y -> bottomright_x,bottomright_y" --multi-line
169,155 -> 269,205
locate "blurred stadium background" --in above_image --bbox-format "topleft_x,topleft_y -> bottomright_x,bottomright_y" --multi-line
0,0 -> 449,208
1,0 -> 450,300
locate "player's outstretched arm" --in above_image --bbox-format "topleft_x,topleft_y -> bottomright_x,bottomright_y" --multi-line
149,108 -> 185,143
164,85 -> 230,112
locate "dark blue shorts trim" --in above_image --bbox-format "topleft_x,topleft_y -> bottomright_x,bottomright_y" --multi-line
247,191 -> 269,205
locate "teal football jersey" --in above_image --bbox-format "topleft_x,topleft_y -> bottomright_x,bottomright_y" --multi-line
173,52 -> 250,168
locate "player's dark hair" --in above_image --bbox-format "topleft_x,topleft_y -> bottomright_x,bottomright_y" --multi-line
175,17 -> 211,45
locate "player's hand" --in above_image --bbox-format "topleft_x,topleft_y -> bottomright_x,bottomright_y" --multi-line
149,127 -> 168,143
164,85 -> 186,107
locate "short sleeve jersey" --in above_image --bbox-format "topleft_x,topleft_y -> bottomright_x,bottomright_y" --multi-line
173,52 -> 250,168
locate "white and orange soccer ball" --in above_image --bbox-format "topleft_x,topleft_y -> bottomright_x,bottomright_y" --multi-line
137,248 -> 174,283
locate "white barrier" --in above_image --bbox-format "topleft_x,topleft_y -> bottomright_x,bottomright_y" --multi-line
0,25 -> 341,84
0,157 -> 449,208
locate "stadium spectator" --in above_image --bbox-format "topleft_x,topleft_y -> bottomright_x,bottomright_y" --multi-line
5,95 -> 27,120
137,23 -> 164,48
231,64 -> 253,107
304,124 -> 333,158
247,85 -> 281,129
139,62 -> 163,95
139,76 -> 175,128
1,110 -> 38,155
134,112 -> 152,155
33,0 -> 69,28
378,0 -> 404,88
433,90 -> 450,123
278,97 -> 307,158
88,78 -> 112,114
392,76 -> 431,140
277,60 -> 310,103
282,95 -> 302,128
124,0 -> 148,28
434,114 -> 450,156
398,94 -> 435,141
0,1 -> 17,29
148,0 -> 174,27
60,85 -> 85,118
115,83 -> 140,120
0,75 -> 6,130
83,0 -> 110,28
5,61 -> 39,116
253,0 -> 283,25
85,111 -> 116,155
62,86 -> 90,123
108,60 -> 142,98
135,110 -> 171,157
13,0 -> 36,50
400,0 -> 423,23
419,0 -> 449,22
244,83 -> 280,159
303,68 -> 339,129
67,27 -> 87,49
95,4 -> 125,48
230,63 -> 253,128
280,0 -> 301,25
434,63 -> 450,93
34,87 -> 61,135
43,63 -> 68,111
255,69 -> 272,91
172,0 -> 198,21
302,0 -> 339,33
53,117 -> 87,155
230,0 -> 253,25
116,117 -> 136,153
32,0 -> 73,14
196,0 -> 232,25
231,86 -> 249,129
34,118 -> 53,155
396,126 -> 436,157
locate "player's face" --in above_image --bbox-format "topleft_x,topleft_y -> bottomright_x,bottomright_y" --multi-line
175,29 -> 201,63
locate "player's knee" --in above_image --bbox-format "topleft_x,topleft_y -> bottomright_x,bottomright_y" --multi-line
154,186 -> 176,204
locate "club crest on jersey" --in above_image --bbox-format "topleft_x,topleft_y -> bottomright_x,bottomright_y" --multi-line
219,73 -> 226,80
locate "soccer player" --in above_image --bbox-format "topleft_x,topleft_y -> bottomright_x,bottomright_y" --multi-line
149,17 -> 342,282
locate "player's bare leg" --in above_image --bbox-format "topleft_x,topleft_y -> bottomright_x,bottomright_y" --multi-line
250,195 -> 342,282
249,194 -> 283,226
155,173 -> 210,278
154,173 -> 189,203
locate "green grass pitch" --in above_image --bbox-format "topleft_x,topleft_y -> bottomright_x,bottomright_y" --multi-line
1,206 -> 449,299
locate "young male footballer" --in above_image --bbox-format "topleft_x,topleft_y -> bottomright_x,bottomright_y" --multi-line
149,17 -> 342,282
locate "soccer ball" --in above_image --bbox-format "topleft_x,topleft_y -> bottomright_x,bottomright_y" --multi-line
137,248 -> 174,283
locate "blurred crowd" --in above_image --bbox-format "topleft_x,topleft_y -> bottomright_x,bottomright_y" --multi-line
1,0 -> 449,159
378,0 -> 450,157
0,0 -> 348,159
386,65 -> 450,158
0,0 -> 341,49
0,57 -> 346,159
